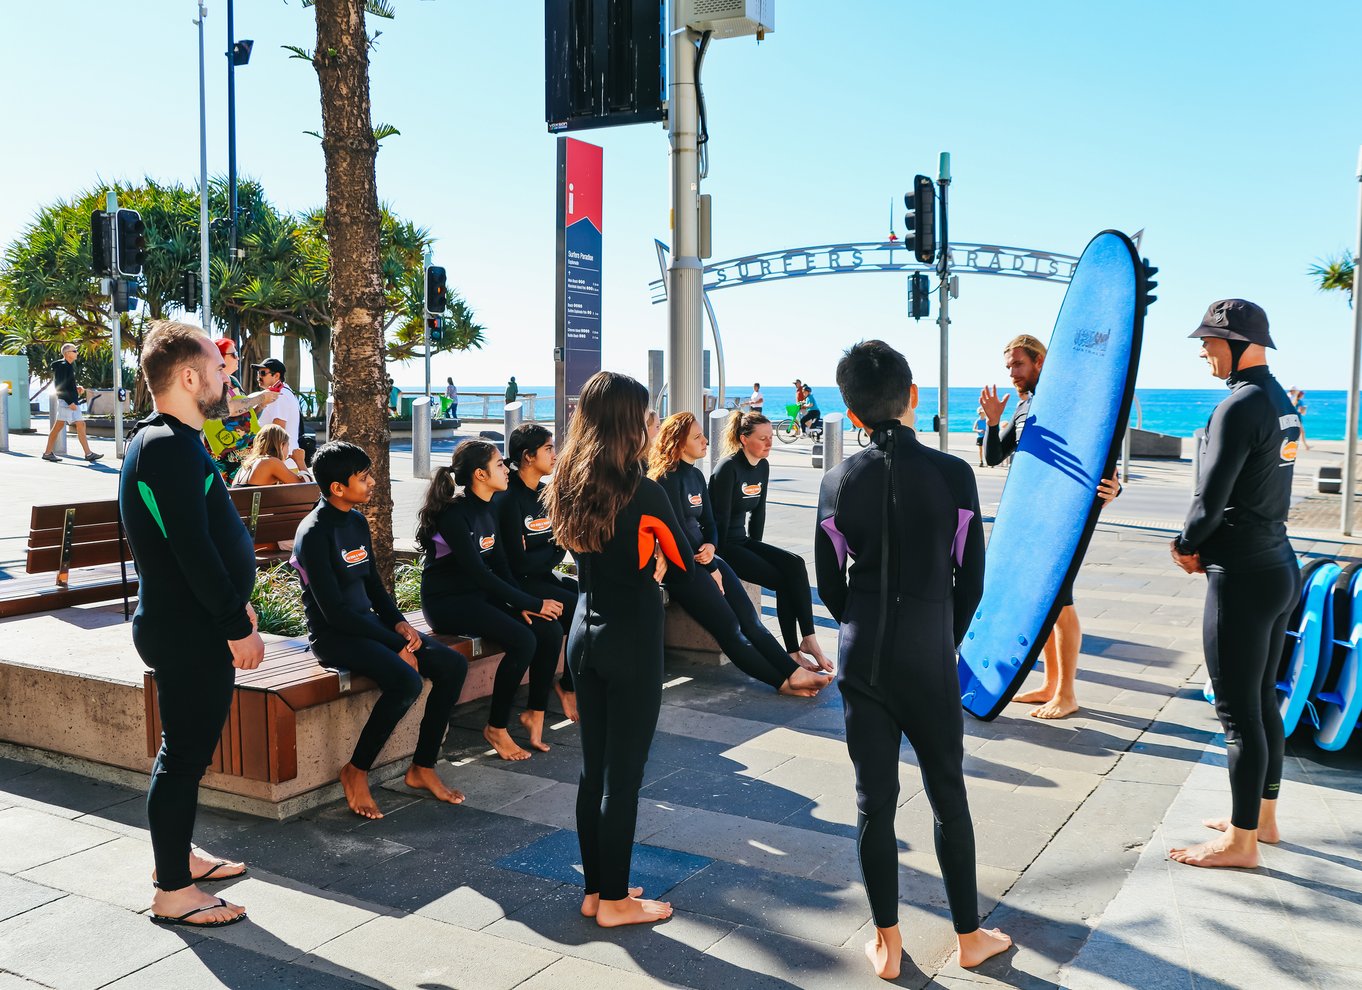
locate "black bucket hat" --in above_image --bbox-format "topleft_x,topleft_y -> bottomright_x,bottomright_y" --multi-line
1189,299 -> 1275,349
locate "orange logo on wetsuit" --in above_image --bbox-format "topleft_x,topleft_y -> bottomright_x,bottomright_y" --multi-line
741,483 -> 763,497
688,493 -> 703,506
479,535 -> 496,551
342,547 -> 368,565
524,516 -> 552,534
1280,438 -> 1299,464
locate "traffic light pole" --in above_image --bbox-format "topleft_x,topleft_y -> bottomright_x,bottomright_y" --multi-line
666,11 -> 704,419
107,190 -> 125,460
196,2 -> 212,326
423,249 -> 433,414
935,154 -> 951,452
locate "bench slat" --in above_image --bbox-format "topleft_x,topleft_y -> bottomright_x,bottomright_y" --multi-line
30,500 -> 122,529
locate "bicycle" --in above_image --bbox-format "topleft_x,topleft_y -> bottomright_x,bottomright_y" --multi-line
774,403 -> 823,445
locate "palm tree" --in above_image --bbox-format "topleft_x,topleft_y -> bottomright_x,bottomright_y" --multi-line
1310,253 -> 1355,307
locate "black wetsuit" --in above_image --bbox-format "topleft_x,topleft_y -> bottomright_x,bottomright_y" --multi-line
293,500 -> 468,771
710,450 -> 816,652
497,472 -> 577,692
1176,366 -> 1301,830
815,425 -> 986,933
120,412 -> 257,893
421,493 -> 562,727
570,476 -> 693,900
658,461 -> 798,690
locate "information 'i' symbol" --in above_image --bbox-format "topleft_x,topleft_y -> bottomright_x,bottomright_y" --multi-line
568,182 -> 574,216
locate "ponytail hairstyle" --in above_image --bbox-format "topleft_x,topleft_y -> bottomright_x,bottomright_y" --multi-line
508,423 -> 552,472
648,411 -> 697,481
545,370 -> 650,553
415,439 -> 499,554
721,409 -> 770,457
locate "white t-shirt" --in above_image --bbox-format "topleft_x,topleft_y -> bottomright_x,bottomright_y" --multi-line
749,390 -> 763,411
267,385 -> 302,454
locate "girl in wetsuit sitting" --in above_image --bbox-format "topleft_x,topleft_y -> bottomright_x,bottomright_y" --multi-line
498,424 -> 579,721
649,412 -> 828,697
417,441 -> 565,760
709,410 -> 835,673
545,371 -> 693,928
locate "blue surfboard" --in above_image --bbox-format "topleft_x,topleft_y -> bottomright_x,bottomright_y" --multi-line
1314,561 -> 1362,751
958,230 -> 1148,720
1278,557 -> 1340,736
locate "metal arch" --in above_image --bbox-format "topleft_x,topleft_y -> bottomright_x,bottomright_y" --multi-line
648,240 -> 1081,302
654,239 -> 728,410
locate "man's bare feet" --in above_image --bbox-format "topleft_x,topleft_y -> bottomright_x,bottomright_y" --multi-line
518,711 -> 552,752
958,927 -> 1013,968
779,668 -> 828,697
799,634 -> 836,673
340,762 -> 383,819
864,925 -> 903,980
1029,695 -> 1079,720
594,894 -> 673,927
484,725 -> 530,761
555,682 -> 579,722
1011,686 -> 1054,705
404,764 -> 465,804
1169,826 -> 1260,869
581,887 -> 644,917
150,883 -> 245,924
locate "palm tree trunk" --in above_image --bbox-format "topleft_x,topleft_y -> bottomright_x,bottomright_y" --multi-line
310,326 -> 333,409
283,333 -> 302,391
311,0 -> 394,587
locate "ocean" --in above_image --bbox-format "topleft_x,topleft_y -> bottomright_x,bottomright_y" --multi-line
408,385 -> 1358,441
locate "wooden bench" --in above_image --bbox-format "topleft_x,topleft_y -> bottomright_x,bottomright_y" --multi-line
142,613 -> 520,785
5,482 -> 321,620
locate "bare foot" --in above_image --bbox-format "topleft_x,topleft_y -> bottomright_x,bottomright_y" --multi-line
484,725 -> 530,761
555,682 -> 579,722
1011,687 -> 1054,705
1169,831 -> 1259,869
1029,696 -> 1079,720
864,925 -> 903,980
155,850 -> 246,885
581,887 -> 644,917
1204,815 -> 1279,844
958,927 -> 1013,968
151,883 -> 245,924
518,711 -> 552,752
340,762 -> 383,819
594,894 -> 673,927
404,764 -> 465,804
799,634 -> 836,673
779,668 -> 828,697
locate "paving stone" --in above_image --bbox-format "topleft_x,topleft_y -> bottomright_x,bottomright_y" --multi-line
1176,906 -> 1313,989
351,797 -> 554,858
0,767 -> 139,820
639,767 -> 815,825
687,924 -> 919,990
511,955 -> 698,990
497,829 -> 711,897
1065,935 -> 1194,990
645,806 -> 853,878
0,756 -> 39,783
18,833 -> 155,912
80,793 -> 263,847
647,730 -> 795,778
653,707 -> 767,747
103,940 -> 369,989
1304,963 -> 1362,990
0,806 -> 116,873
196,873 -> 384,962
229,817 -> 414,887
310,911 -> 558,990
0,892 -> 197,990
492,778 -> 700,843
0,975 -> 52,989
0,872 -> 64,923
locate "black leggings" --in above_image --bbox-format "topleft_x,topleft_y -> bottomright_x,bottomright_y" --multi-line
136,617 -> 235,893
722,540 -> 815,652
575,661 -> 662,900
667,556 -> 797,690
1203,559 -> 1301,829
312,632 -> 468,771
423,595 -> 561,726
522,573 -> 578,693
839,610 -> 978,932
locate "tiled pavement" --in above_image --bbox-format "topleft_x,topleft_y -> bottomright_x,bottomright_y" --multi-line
1,437 -> 1360,989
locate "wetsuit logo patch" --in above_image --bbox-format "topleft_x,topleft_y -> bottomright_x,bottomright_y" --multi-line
741,483 -> 763,497
688,493 -> 703,506
1280,438 -> 1298,464
524,516 -> 552,534
479,534 -> 496,551
342,547 -> 368,565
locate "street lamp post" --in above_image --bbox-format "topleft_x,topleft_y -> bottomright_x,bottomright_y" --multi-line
1343,145 -> 1362,535
226,0 -> 251,347
196,2 -> 211,326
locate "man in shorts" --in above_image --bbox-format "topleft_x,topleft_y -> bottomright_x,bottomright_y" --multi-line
41,343 -> 102,463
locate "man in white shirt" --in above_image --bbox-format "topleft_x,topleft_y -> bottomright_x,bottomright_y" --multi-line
251,358 -> 306,470
746,382 -> 764,413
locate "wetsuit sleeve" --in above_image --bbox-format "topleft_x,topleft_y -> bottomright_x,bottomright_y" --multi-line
952,472 -> 986,646
814,471 -> 849,624
497,493 -> 532,579
136,450 -> 253,641
1177,399 -> 1255,554
709,461 -> 736,548
699,474 -> 719,549
660,469 -> 716,571
984,420 -> 1016,467
295,520 -> 407,650
435,510 -> 541,612
638,480 -> 695,588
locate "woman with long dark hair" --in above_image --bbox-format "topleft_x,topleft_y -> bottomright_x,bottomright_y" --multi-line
545,371 -> 693,927
710,411 -> 835,673
417,440 -> 565,760
650,412 -> 828,697
498,424 -> 579,721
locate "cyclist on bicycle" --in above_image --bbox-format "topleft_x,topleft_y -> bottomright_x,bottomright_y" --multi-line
798,385 -> 822,437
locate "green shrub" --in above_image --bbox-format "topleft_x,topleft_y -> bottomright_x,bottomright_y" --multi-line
394,555 -> 424,612
250,562 -> 308,638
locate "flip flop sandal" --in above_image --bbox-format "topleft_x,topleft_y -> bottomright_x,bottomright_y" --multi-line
150,897 -> 246,928
193,861 -> 248,883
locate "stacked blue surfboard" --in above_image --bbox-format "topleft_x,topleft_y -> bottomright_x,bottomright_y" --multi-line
1207,556 -> 1362,751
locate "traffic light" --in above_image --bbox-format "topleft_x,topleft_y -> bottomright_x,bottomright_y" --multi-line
903,174 -> 936,266
113,279 -> 139,313
1142,259 -> 1159,312
180,270 -> 201,310
427,316 -> 444,345
114,209 -> 146,277
909,272 -> 931,320
90,210 -> 113,276
424,266 -> 447,314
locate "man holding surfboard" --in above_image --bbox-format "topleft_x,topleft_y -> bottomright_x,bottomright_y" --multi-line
1168,299 -> 1302,870
979,334 -> 1121,720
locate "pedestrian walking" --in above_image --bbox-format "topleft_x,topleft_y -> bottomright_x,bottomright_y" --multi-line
506,376 -> 519,405
444,377 -> 459,422
41,343 -> 102,462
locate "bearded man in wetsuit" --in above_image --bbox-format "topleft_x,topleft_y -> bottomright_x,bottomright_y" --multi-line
979,333 -> 1121,719
1168,299 -> 1301,869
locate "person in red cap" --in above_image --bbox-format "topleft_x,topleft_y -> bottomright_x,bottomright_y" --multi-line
1168,298 -> 1302,870
201,338 -> 277,479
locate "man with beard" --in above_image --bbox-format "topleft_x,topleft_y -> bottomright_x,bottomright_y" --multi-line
120,322 -> 264,928
979,334 -> 1120,719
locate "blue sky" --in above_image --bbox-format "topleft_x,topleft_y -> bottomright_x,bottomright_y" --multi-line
3,1 -> 1359,393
